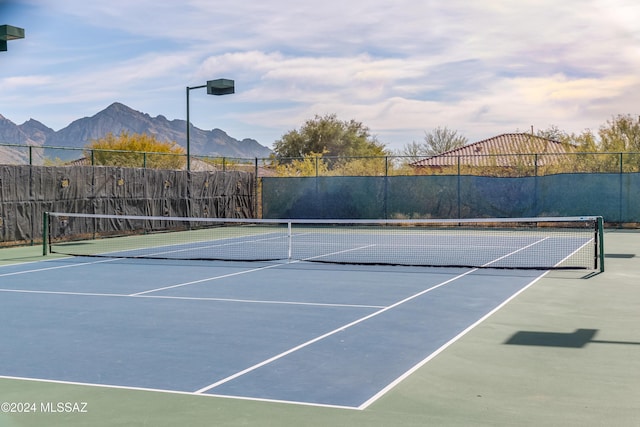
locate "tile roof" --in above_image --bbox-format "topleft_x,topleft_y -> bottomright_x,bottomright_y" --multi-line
411,133 -> 575,167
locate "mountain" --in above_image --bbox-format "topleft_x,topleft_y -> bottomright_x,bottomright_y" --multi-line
0,103 -> 272,164
0,114 -> 52,164
20,119 -> 56,145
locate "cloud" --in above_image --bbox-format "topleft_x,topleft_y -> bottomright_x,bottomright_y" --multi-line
4,0 -> 640,148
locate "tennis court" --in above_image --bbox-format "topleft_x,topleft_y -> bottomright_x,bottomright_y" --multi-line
1,218 -> 638,426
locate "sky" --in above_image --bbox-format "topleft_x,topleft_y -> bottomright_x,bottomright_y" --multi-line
1,0 -> 639,152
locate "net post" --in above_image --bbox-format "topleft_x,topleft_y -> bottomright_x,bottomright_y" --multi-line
597,216 -> 605,273
42,212 -> 49,256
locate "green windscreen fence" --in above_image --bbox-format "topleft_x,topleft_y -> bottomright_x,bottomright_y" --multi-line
262,173 -> 640,222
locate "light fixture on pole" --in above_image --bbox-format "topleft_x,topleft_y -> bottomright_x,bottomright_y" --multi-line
185,78 -> 235,171
0,25 -> 25,51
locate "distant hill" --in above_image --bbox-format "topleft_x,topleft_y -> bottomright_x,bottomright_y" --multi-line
0,103 -> 272,164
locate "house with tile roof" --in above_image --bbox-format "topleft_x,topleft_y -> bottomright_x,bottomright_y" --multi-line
410,133 -> 576,174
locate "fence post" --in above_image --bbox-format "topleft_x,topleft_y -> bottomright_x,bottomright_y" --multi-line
619,152 -> 623,223
534,154 -> 539,216
42,212 -> 48,256
620,152 -> 623,174
254,158 -> 258,218
457,156 -> 461,218
384,156 -> 389,219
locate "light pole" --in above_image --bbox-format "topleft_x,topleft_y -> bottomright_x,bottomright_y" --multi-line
0,25 -> 25,52
185,78 -> 235,171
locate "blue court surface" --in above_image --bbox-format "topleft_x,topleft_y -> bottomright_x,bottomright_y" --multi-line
0,256 -> 552,410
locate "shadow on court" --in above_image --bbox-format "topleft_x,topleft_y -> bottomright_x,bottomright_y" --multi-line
505,328 -> 640,348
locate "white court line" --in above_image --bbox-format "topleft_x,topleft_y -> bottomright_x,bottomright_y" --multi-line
137,294 -> 385,309
193,237 -> 554,396
482,236 -> 550,267
193,268 -> 479,395
128,234 -> 286,258
129,263 -> 284,296
0,257 -> 119,277
0,374 -> 357,411
130,244 -> 376,296
557,238 -> 595,267
0,237 -> 567,410
0,288 -> 126,298
0,287 -> 384,309
358,270 -> 549,410
0,270 -> 542,411
359,236 -> 572,409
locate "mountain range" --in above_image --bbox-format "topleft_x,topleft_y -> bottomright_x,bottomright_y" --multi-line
0,102 -> 272,164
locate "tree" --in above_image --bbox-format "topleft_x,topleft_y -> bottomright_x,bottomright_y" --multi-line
596,114 -> 640,172
541,116 -> 640,172
534,125 -> 569,142
273,114 -> 387,159
273,151 -> 329,177
398,141 -> 427,157
540,115 -> 640,153
86,131 -> 185,169
598,114 -> 640,152
400,126 -> 467,157
423,126 -> 468,155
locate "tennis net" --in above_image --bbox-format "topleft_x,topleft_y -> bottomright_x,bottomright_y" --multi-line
43,213 -> 604,271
